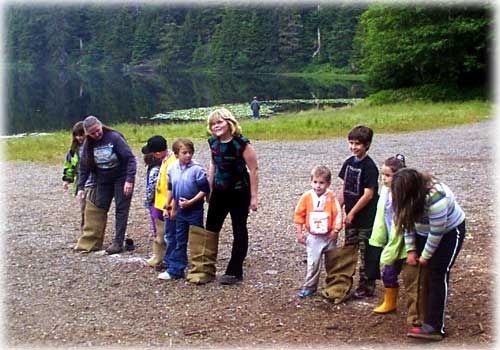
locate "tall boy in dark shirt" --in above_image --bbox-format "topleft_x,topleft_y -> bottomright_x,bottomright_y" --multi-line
338,125 -> 380,298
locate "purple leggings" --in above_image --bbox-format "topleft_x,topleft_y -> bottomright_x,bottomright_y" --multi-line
382,259 -> 404,288
149,207 -> 164,237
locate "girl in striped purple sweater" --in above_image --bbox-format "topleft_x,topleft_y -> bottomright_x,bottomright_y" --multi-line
391,168 -> 465,341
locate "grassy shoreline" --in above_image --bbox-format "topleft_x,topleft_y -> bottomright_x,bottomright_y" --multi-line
4,99 -> 491,163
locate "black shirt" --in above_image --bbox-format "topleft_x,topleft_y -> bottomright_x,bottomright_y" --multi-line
338,155 -> 379,229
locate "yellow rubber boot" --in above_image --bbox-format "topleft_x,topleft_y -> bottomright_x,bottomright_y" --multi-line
373,287 -> 398,314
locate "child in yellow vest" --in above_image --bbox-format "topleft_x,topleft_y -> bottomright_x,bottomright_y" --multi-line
141,135 -> 176,268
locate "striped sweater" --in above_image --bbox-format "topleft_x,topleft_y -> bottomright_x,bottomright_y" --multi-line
404,181 -> 465,260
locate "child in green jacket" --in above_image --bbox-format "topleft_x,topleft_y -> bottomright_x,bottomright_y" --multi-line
369,154 -> 428,327
369,154 -> 407,312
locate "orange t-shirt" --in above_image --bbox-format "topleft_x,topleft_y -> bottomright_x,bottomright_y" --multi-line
294,189 -> 343,235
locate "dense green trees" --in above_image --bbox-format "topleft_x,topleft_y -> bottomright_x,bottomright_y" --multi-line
5,4 -> 365,71
355,4 -> 491,89
5,3 -> 491,91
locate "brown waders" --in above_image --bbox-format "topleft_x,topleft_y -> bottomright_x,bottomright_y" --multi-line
74,188 -> 107,252
402,263 -> 429,326
146,218 -> 166,267
186,225 -> 219,285
321,245 -> 359,303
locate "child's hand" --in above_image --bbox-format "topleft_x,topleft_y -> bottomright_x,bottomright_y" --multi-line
345,212 -> 354,225
179,197 -> 189,209
76,190 -> 85,201
406,251 -> 418,266
331,230 -> 339,242
297,232 -> 306,245
163,206 -> 173,219
418,256 -> 428,266
249,195 -> 258,212
63,181 -> 70,192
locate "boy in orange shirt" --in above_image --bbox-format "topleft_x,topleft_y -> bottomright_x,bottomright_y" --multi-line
294,165 -> 343,298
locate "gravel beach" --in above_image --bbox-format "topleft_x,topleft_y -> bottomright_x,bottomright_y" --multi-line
4,120 -> 495,348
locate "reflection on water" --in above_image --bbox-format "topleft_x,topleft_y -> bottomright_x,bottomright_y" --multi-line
5,66 -> 367,135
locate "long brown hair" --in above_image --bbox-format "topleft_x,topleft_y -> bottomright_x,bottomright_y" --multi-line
391,168 -> 434,234
70,121 -> 84,156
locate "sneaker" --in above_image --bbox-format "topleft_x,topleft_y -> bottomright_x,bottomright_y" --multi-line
158,271 -> 174,280
407,324 -> 444,341
105,241 -> 123,255
298,288 -> 315,298
158,271 -> 182,280
219,274 -> 242,285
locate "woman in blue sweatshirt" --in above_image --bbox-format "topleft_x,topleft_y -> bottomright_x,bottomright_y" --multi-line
77,116 -> 137,255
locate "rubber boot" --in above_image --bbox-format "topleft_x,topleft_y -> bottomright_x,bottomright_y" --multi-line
74,200 -> 107,252
146,218 -> 166,267
320,245 -> 358,304
402,263 -> 429,326
373,287 -> 399,313
186,225 -> 219,285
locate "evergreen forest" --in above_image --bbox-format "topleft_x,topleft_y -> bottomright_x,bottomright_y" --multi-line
5,2 -> 492,91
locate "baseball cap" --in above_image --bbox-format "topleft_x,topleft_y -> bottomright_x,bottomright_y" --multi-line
141,135 -> 167,154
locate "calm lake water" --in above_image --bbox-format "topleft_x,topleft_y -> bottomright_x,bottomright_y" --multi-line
5,67 -> 367,135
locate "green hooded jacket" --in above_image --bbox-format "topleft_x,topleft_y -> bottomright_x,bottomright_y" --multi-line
368,186 -> 407,266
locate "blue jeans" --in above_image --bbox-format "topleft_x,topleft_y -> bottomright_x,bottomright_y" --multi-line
162,218 -> 176,265
252,111 -> 260,119
164,209 -> 204,278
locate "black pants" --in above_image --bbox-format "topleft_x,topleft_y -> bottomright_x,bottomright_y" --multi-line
94,178 -> 132,245
206,188 -> 250,278
416,220 -> 466,334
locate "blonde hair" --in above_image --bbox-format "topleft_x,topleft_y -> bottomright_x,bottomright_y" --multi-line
310,165 -> 332,183
207,108 -> 242,136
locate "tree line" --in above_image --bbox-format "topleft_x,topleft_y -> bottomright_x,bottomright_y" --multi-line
6,2 -> 492,90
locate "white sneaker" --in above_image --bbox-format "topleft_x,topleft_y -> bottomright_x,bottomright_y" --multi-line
158,271 -> 173,280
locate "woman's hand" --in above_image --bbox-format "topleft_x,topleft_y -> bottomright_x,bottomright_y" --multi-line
123,181 -> 134,197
